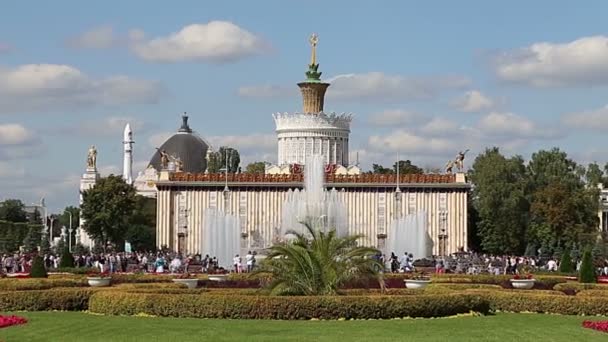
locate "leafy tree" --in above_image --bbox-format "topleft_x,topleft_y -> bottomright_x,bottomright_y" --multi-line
28,208 -> 42,224
73,243 -> 89,256
586,162 -> 605,188
40,234 -> 51,255
125,224 -> 156,252
59,245 -> 74,268
30,255 -> 48,278
393,160 -> 423,175
579,248 -> 596,283
245,161 -> 267,174
369,164 -> 393,174
468,147 -> 529,254
206,146 -> 241,173
22,225 -> 42,253
254,222 -> 384,295
559,248 -> 574,273
80,175 -> 137,251
0,199 -> 27,222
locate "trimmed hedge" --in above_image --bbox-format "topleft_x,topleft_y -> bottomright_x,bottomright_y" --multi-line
88,292 -> 490,319
54,267 -> 97,275
554,282 -> 604,294
30,255 -> 47,278
0,278 -> 87,290
0,288 -> 95,311
478,291 -> 608,315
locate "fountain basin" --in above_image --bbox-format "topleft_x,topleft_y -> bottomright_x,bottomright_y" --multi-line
208,274 -> 229,282
404,279 -> 431,289
172,278 -> 199,289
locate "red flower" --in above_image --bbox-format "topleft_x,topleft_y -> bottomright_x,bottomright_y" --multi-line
513,274 -> 520,280
582,320 -> 608,333
0,315 -> 28,329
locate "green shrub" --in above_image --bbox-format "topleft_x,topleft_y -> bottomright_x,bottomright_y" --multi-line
30,255 -> 47,278
88,292 -> 490,319
0,288 -> 95,311
576,289 -> 608,297
58,247 -> 75,268
579,248 -> 596,283
54,267 -> 97,275
0,278 -> 86,290
477,291 -> 608,315
553,282 -> 599,294
110,273 -> 174,284
559,248 -> 574,273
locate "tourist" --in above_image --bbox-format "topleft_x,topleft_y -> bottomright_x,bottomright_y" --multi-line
390,252 -> 399,273
169,256 -> 182,273
245,251 -> 254,272
546,257 -> 557,272
233,254 -> 241,273
154,256 -> 165,273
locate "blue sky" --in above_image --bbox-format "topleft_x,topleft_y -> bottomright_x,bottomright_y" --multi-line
2,1 -> 608,212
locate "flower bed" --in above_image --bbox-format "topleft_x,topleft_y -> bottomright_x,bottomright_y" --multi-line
582,320 -> 608,333
88,291 -> 490,320
0,278 -> 87,291
0,315 -> 27,329
0,288 -> 96,312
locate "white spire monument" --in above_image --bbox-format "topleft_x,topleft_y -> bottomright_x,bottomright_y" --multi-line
123,123 -> 134,185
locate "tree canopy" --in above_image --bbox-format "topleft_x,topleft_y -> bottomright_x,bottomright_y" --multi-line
0,199 -> 27,223
207,146 -> 240,173
80,175 -> 137,251
368,160 -> 423,175
245,161 -> 266,174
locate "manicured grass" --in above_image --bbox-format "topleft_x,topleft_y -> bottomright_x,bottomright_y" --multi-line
0,312 -> 606,342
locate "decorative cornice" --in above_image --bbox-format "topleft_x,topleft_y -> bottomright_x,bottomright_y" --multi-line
273,112 -> 352,131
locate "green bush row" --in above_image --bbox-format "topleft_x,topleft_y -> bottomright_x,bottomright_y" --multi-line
479,291 -> 608,315
0,288 -> 95,311
0,278 -> 87,290
88,292 -> 490,319
553,283 -> 604,294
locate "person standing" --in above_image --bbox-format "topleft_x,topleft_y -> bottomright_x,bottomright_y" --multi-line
245,251 -> 254,272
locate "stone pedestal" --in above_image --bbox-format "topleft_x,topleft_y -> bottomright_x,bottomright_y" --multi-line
79,167 -> 100,249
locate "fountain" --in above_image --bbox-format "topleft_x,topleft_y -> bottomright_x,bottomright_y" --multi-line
387,211 -> 432,259
281,154 -> 348,237
202,208 -> 240,270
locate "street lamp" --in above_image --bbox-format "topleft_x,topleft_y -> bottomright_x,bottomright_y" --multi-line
49,215 -> 55,244
66,210 -> 73,252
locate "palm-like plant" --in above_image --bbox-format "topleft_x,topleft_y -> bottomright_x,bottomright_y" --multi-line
254,221 -> 385,295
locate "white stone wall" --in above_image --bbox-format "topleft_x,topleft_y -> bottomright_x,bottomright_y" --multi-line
157,185 -> 468,256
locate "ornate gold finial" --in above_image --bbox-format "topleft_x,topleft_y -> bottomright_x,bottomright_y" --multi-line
309,33 -> 319,66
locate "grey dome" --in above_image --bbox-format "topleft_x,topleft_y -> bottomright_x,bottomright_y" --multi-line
148,114 -> 210,173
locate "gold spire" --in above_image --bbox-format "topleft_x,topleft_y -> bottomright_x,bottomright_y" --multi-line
309,33 -> 318,66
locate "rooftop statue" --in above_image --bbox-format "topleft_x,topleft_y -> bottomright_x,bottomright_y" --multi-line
87,145 -> 97,169
156,148 -> 170,169
455,149 -> 469,172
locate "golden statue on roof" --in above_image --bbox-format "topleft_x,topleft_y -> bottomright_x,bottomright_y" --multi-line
309,33 -> 318,65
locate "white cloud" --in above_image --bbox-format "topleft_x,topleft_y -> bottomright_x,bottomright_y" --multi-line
67,26 -> 116,49
419,117 -> 460,136
493,35 -> 608,86
237,85 -> 295,98
477,112 -> 559,139
148,132 -> 173,149
327,72 -> 470,101
238,72 -> 470,102
132,21 -> 269,63
368,130 -> 453,155
80,117 -> 146,137
0,123 -> 43,160
561,105 -> 608,131
0,64 -> 163,113
0,124 -> 33,145
451,90 -> 494,112
209,133 -> 275,151
368,109 -> 426,126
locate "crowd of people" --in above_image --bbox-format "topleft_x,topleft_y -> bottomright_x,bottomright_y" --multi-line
0,250 -> 259,275
3,249 -> 608,276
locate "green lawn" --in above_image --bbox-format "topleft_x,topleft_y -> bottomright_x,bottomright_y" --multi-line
0,312 -> 606,342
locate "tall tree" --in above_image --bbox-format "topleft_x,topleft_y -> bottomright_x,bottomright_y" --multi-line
468,147 -> 529,254
80,175 -> 137,251
0,199 -> 27,222
393,160 -> 424,175
368,160 -> 423,175
206,146 -> 241,173
245,161 -> 266,174
527,149 -> 598,252
125,195 -> 156,251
